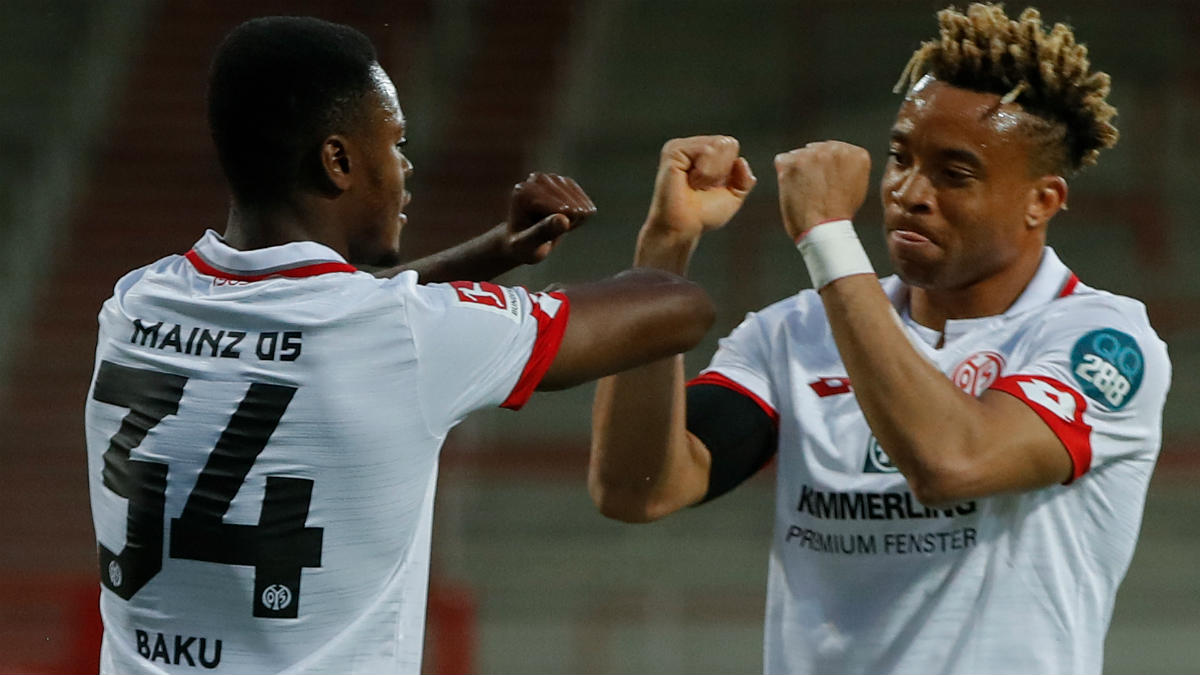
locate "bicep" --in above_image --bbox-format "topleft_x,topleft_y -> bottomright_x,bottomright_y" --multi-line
967,387 -> 1076,495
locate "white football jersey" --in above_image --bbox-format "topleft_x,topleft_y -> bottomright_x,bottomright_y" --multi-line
85,230 -> 569,674
699,248 -> 1169,675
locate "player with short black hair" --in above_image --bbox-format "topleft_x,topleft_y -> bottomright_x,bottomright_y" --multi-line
207,16 -> 381,210
590,4 -> 1169,673
85,15 -> 720,674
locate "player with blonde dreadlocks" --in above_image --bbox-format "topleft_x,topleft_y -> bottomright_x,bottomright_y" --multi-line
590,3 -> 1169,673
895,3 -> 1119,174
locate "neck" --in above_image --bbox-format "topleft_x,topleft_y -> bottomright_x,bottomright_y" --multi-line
222,197 -> 348,258
908,247 -> 1044,332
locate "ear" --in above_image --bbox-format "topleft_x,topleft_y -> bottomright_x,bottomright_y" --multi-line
1025,175 -> 1068,229
320,136 -> 353,192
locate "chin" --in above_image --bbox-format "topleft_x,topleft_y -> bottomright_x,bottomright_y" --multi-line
889,250 -> 941,289
367,248 -> 403,268
345,242 -> 402,268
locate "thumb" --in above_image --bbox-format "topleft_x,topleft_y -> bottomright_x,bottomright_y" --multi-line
515,213 -> 571,246
728,157 -> 757,198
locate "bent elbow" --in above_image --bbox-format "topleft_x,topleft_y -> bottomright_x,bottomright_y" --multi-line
906,478 -> 956,511
588,475 -> 675,524
589,485 -> 658,524
905,463 -> 975,510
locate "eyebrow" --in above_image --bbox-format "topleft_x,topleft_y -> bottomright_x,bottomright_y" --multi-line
890,129 -> 984,169
940,148 -> 984,169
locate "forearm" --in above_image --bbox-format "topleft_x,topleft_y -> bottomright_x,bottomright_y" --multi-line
590,357 -> 709,522
586,231 -> 711,521
819,275 -> 984,500
373,223 -> 512,282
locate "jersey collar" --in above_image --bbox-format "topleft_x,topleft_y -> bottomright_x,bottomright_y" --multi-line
186,230 -> 358,281
1001,247 -> 1079,316
883,246 -> 1080,337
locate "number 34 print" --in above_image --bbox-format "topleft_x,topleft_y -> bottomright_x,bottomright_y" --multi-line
91,361 -> 322,619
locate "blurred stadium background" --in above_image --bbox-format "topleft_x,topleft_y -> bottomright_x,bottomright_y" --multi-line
1,0 -> 1196,672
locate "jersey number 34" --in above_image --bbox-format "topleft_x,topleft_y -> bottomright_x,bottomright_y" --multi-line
91,360 -> 323,619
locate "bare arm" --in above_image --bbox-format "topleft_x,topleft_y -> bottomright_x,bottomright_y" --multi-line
373,173 -> 595,283
774,143 -> 1071,507
589,136 -> 757,522
539,268 -> 715,391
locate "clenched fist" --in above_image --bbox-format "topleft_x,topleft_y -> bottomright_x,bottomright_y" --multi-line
644,135 -> 756,241
775,141 -> 871,241
502,172 -> 596,265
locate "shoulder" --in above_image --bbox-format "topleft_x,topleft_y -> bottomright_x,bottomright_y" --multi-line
106,254 -> 187,308
737,288 -> 827,338
1027,285 -> 1166,361
1015,284 -> 1169,412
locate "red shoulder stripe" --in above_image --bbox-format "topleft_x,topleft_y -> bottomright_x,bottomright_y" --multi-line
1057,272 -> 1080,298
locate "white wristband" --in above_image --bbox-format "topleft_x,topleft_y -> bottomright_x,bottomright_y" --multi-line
796,219 -> 874,289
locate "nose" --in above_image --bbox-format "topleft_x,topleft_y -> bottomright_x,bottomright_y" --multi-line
888,168 -> 933,215
401,154 -> 414,178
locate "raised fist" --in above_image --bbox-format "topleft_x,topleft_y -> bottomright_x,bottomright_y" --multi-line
774,141 -> 871,241
644,135 -> 756,241
503,172 -> 597,264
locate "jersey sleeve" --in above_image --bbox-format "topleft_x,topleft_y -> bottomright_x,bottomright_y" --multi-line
987,297 -> 1170,483
689,310 -> 779,419
686,310 -> 782,500
402,279 -> 570,430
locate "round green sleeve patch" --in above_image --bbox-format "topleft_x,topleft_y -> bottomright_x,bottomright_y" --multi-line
1070,328 -> 1144,410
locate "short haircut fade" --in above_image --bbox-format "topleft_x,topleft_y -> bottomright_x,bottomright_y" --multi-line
208,16 -> 379,205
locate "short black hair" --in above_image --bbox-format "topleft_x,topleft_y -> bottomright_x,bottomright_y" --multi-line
207,16 -> 379,206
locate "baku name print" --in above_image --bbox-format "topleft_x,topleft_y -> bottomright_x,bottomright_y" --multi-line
135,630 -> 221,669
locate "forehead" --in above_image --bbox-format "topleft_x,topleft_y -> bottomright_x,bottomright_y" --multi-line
892,77 -> 1027,155
367,63 -> 404,129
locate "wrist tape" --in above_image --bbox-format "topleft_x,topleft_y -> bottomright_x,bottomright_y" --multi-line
796,219 -> 874,289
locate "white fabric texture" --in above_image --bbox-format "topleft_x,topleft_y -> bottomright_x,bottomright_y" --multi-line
87,231 -> 568,674
699,247 -> 1170,675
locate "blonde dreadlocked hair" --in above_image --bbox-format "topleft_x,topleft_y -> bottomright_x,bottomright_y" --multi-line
894,3 -> 1118,175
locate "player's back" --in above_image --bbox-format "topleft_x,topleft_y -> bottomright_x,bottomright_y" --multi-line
86,233 -> 463,673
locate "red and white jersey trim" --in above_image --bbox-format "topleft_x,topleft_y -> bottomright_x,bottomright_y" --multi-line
688,371 -> 779,425
184,230 -> 357,281
990,374 -> 1093,483
501,291 -> 570,410
185,249 -> 357,281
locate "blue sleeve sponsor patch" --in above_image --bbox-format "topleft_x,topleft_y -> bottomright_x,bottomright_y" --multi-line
1070,328 -> 1144,410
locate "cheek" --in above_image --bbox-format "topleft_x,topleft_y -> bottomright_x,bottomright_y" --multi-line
879,167 -> 901,197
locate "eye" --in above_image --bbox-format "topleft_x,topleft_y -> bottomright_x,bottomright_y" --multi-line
886,147 -> 910,167
395,138 -> 408,150
942,167 -> 974,184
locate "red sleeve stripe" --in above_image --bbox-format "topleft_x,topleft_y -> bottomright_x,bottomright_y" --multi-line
185,249 -> 357,281
501,292 -> 571,410
687,371 -> 779,426
989,374 -> 1092,483
1056,272 -> 1080,298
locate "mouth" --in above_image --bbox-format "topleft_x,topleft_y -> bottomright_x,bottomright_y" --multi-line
889,228 -> 932,246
